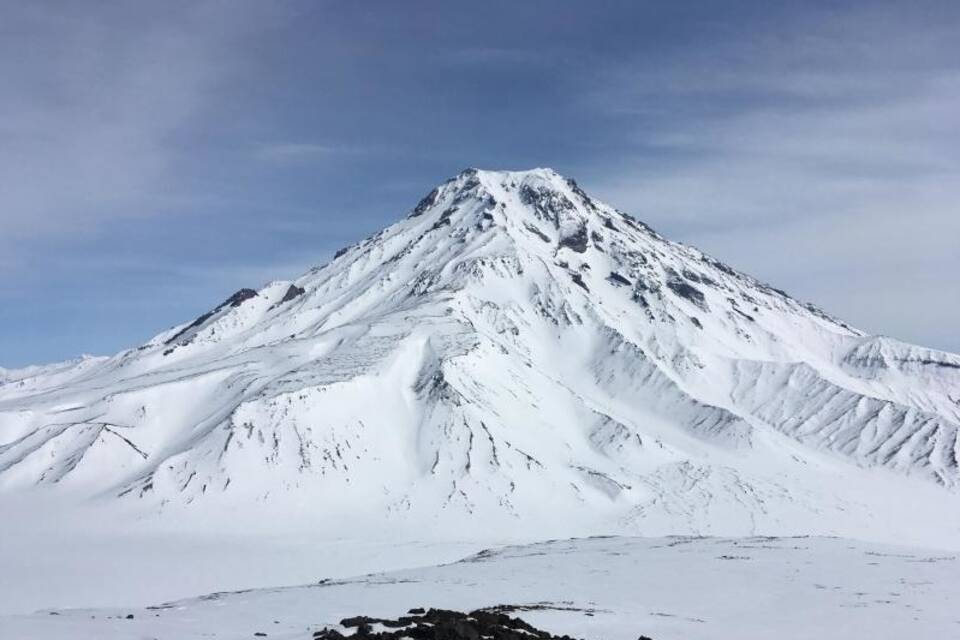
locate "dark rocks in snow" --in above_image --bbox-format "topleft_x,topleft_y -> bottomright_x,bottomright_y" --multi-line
524,223 -> 551,243
415,368 -> 463,406
570,273 -> 590,292
801,301 -> 848,329
519,184 -> 576,227
564,177 -> 597,211
913,359 -> 960,370
590,230 -> 605,249
476,210 -> 495,231
165,288 -> 258,345
617,211 -> 658,237
763,284 -> 791,299
559,224 -> 589,253
312,608 -> 624,640
410,188 -> 440,218
630,275 -> 659,311
334,246 -> 351,259
624,249 -> 648,266
280,285 -> 306,304
632,274 -> 660,295
225,288 -> 259,308
607,272 -> 632,287
619,213 -> 639,231
681,269 -> 716,287
430,207 -> 457,231
701,255 -> 737,277
453,175 -> 482,205
601,216 -> 619,231
666,275 -> 708,311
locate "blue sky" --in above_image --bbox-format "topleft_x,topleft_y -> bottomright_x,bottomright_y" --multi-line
1,1 -> 958,367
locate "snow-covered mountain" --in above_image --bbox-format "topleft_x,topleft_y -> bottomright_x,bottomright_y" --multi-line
2,168 -> 959,542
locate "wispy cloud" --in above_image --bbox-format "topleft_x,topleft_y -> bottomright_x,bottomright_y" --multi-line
2,1 -> 957,365
0,3 -> 261,246
446,47 -> 549,67
256,142 -> 371,162
582,5 -> 960,349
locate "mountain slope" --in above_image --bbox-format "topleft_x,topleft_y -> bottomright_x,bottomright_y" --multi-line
1,168 -> 958,542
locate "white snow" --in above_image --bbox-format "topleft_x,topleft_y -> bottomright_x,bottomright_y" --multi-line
2,535 -> 957,640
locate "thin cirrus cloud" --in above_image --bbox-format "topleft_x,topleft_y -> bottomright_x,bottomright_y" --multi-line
256,143 -> 370,162
0,3 -> 254,244
581,9 -> 960,351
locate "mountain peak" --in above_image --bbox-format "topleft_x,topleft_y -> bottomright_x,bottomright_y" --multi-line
418,167 -> 583,213
454,166 -> 563,182
406,166 -> 608,243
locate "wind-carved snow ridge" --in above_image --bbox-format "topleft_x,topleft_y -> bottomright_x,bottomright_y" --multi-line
1,167 -> 959,544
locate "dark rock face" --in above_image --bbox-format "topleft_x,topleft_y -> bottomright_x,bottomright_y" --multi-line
913,359 -> 960,370
311,608 -> 645,640
564,177 -> 597,212
523,223 -> 551,243
224,288 -> 258,308
665,275 -> 708,311
558,224 -> 589,253
410,188 -> 440,218
701,255 -> 737,277
570,273 -> 590,292
430,207 -> 457,231
519,185 -> 577,227
607,272 -> 632,287
681,269 -> 716,287
164,288 -> 258,346
280,285 -> 306,304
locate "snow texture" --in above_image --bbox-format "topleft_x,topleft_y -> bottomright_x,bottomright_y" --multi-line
2,535 -> 957,640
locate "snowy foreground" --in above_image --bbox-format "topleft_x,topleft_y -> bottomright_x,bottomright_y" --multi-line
2,535 -> 957,640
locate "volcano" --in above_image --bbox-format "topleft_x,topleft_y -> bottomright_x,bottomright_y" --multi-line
2,168 -> 958,543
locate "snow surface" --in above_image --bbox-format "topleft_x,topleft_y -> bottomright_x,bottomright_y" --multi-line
2,535 -> 957,640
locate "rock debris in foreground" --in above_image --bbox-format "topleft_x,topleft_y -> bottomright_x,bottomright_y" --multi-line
312,608 -> 653,640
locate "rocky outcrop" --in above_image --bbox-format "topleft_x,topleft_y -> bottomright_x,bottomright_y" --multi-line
312,608 -> 654,640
